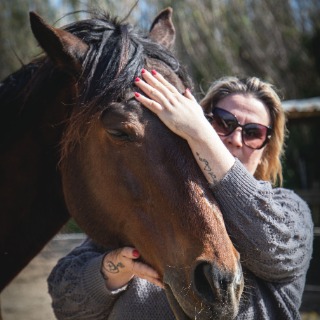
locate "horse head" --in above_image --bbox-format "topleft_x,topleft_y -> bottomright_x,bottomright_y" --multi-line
29,9 -> 243,319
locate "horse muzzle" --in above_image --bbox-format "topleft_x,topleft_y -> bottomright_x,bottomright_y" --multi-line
164,259 -> 244,320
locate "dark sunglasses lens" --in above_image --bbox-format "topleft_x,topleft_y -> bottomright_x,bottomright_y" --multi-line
212,107 -> 271,149
243,124 -> 268,149
213,109 -> 238,135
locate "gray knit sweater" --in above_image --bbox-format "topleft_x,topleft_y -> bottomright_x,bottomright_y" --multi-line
48,160 -> 313,319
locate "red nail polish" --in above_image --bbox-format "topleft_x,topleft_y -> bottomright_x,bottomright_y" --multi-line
141,69 -> 146,74
135,77 -> 140,82
134,92 -> 140,98
151,69 -> 157,76
132,249 -> 140,258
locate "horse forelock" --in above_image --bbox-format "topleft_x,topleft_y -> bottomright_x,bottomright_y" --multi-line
64,11 -> 190,105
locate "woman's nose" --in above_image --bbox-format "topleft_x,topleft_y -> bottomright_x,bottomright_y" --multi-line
227,128 -> 243,147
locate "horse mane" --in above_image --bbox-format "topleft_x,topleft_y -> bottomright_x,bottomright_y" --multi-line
0,58 -> 51,149
63,11 -> 191,106
0,61 -> 39,101
1,10 -> 191,109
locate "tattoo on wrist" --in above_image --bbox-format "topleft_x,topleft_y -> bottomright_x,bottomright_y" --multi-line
196,152 -> 218,184
104,261 -> 125,274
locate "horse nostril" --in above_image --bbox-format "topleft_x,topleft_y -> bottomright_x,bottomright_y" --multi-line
193,262 -> 218,304
192,261 -> 243,319
193,261 -> 239,305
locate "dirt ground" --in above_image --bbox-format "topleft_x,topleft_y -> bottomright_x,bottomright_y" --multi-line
1,234 -> 85,320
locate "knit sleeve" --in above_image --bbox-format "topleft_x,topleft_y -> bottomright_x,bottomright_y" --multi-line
47,238 -> 125,320
211,159 -> 313,282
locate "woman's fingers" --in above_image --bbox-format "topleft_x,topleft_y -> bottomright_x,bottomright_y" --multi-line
135,68 -> 188,108
103,247 -> 139,277
142,69 -> 180,96
140,275 -> 164,288
134,90 -> 164,114
103,247 -> 163,289
135,77 -> 174,113
184,87 -> 197,102
149,70 -> 186,101
134,69 -> 208,140
118,247 -> 140,260
132,261 -> 160,280
132,261 -> 163,288
134,69 -> 195,113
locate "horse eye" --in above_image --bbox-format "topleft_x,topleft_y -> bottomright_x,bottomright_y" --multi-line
106,129 -> 131,141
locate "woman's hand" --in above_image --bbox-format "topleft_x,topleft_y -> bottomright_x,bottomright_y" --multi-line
134,69 -> 212,142
101,247 -> 163,290
133,69 -> 235,185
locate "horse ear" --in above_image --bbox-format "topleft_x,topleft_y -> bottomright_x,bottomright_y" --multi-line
149,7 -> 175,50
29,12 -> 88,75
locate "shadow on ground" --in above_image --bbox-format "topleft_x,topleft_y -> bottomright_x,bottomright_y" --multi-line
1,234 -> 85,320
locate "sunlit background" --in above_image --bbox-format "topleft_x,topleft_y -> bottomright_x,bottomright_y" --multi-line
1,0 -> 319,319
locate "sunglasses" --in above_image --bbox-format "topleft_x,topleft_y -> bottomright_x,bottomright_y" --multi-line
206,107 -> 272,150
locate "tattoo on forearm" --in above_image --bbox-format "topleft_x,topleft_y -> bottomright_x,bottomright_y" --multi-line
196,152 -> 218,184
105,261 -> 125,274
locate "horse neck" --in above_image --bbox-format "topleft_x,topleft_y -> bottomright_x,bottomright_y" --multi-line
0,61 -> 76,291
1,60 -> 77,149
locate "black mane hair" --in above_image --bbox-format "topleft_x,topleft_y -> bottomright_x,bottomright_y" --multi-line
63,11 -> 192,109
0,11 -> 192,111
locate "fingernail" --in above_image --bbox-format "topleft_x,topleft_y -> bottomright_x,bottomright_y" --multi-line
134,92 -> 140,98
141,69 -> 146,74
135,77 -> 140,82
151,69 -> 157,76
132,249 -> 140,258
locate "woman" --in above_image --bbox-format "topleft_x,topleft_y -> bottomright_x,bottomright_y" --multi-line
48,71 -> 313,319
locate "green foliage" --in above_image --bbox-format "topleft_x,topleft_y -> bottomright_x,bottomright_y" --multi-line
1,0 -> 320,98
149,0 -> 320,100
0,0 -> 57,80
61,218 -> 83,233
0,0 -> 155,81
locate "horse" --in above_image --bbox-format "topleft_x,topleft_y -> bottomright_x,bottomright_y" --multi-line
0,8 -> 243,319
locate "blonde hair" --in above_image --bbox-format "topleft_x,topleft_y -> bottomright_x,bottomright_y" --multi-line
200,76 -> 286,186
